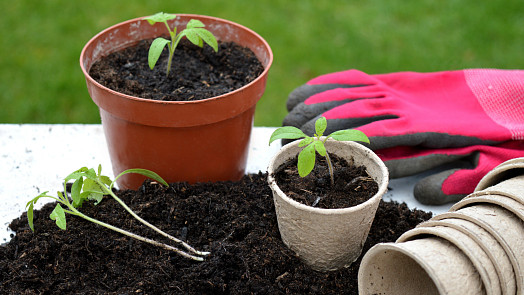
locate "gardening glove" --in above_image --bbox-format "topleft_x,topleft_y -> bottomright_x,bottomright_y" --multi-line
284,69 -> 524,150
377,140 -> 524,205
283,68 -> 524,205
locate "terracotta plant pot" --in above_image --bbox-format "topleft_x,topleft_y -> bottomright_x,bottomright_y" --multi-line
267,139 -> 389,272
359,238 -> 484,295
80,14 -> 273,189
397,224 -> 500,295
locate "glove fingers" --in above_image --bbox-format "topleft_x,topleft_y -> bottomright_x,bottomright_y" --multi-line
304,87 -> 386,105
414,169 -> 466,205
383,152 -> 469,178
368,132 -> 497,151
308,69 -> 379,85
287,84 -> 367,112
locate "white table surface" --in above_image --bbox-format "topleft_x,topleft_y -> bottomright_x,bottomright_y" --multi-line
0,124 -> 453,244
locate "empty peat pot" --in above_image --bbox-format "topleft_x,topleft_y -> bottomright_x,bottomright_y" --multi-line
358,237 -> 484,295
415,217 -> 516,295
397,224 -> 500,295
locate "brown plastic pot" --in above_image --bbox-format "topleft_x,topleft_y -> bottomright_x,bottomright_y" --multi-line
80,14 -> 273,189
267,139 -> 389,272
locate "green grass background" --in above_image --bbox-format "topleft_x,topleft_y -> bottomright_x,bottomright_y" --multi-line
1,0 -> 523,126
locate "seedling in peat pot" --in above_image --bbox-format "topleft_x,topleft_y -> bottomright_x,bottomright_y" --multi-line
269,116 -> 370,185
145,12 -> 218,76
26,165 -> 209,261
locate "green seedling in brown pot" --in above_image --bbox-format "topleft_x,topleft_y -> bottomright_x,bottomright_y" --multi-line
145,12 -> 218,76
26,165 -> 209,261
269,116 -> 370,185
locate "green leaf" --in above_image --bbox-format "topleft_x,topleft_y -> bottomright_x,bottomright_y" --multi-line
195,28 -> 218,52
84,168 -> 97,181
148,38 -> 171,70
298,143 -> 316,177
27,202 -> 34,231
186,19 -> 205,29
26,192 -> 50,232
269,126 -> 307,145
99,175 -> 112,187
314,140 -> 326,156
328,129 -> 370,144
80,191 -> 104,205
64,167 -> 88,183
26,192 -> 48,210
57,191 -> 66,202
144,12 -> 176,25
115,168 -> 169,187
182,29 -> 201,47
71,177 -> 84,207
315,116 -> 327,137
50,204 -> 67,230
298,137 -> 313,147
82,178 -> 106,205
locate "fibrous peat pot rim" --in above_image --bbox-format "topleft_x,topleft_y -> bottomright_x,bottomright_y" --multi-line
268,138 -> 389,215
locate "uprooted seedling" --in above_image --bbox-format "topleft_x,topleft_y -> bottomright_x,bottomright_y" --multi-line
26,165 -> 209,261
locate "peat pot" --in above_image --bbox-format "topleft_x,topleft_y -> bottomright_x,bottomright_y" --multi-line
267,139 -> 389,272
80,14 -> 273,189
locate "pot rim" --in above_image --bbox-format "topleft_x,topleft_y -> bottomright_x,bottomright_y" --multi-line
267,138 -> 389,214
79,13 -> 273,106
475,157 -> 524,191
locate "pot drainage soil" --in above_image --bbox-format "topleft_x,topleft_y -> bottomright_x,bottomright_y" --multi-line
89,39 -> 264,101
0,173 -> 431,294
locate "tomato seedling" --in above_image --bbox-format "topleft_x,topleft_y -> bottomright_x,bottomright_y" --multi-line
269,116 -> 370,185
145,12 -> 218,76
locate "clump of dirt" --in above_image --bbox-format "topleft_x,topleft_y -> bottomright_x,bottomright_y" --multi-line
0,173 -> 431,294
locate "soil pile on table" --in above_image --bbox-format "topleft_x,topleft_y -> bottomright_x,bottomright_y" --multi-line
0,173 -> 431,294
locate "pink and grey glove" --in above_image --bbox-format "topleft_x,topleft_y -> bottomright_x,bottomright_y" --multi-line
285,69 -> 524,150
284,69 -> 524,204
378,141 -> 524,205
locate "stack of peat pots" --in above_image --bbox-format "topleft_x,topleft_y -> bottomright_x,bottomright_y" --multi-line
359,158 -> 524,295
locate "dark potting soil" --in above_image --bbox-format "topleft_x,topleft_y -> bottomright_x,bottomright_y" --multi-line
274,154 -> 379,209
89,38 -> 264,101
0,173 -> 432,294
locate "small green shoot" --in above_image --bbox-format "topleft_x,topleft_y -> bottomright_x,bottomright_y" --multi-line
269,117 -> 370,185
26,165 -> 209,261
144,12 -> 218,76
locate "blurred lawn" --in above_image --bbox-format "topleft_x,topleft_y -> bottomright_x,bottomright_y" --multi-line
1,0 -> 523,126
